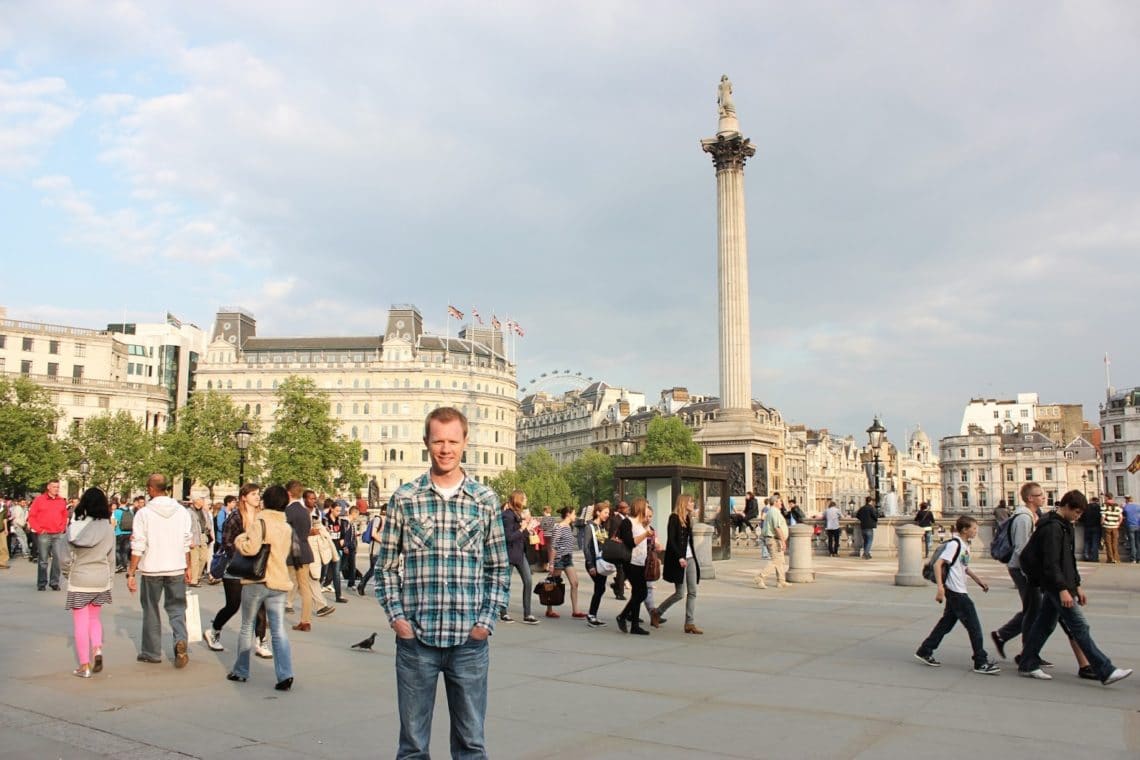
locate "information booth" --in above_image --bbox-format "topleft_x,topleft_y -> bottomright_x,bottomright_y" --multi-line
613,464 -> 732,560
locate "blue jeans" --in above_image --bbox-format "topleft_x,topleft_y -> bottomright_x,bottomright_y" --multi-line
1128,528 -> 1140,562
918,589 -> 989,667
1083,526 -> 1101,561
861,529 -> 874,557
1020,589 -> 1115,679
230,583 -> 293,683
36,532 -> 65,589
395,634 -> 489,759
922,530 -> 932,558
139,574 -> 187,660
509,558 -> 532,618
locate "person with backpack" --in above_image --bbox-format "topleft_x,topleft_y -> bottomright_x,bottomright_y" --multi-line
913,502 -> 935,558
915,515 -> 1000,674
1016,490 -> 1132,685
356,509 -> 385,596
112,498 -> 137,572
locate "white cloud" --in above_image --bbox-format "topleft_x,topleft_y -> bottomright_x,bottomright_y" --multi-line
0,71 -> 80,172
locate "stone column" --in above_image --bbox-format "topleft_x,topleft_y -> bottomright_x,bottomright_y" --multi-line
787,524 -> 816,583
692,522 -> 716,579
701,131 -> 756,420
895,524 -> 926,586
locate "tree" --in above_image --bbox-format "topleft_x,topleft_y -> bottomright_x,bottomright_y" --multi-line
156,390 -> 261,498
0,375 -> 64,496
488,449 -> 574,511
266,376 -> 364,493
640,416 -> 703,465
565,448 -> 615,506
62,412 -> 157,498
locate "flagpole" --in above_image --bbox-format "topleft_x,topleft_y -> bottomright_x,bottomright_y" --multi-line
470,305 -> 477,366
445,303 -> 450,364
1105,353 -> 1111,399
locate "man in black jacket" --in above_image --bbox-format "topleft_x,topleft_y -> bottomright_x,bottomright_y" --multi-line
856,497 -> 878,559
1018,491 -> 1131,685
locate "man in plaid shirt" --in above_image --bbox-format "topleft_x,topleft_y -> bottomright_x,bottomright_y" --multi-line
376,406 -> 509,759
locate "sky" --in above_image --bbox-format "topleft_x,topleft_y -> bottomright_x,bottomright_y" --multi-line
3,1 -> 1139,445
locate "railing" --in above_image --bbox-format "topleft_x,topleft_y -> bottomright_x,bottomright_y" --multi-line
1,370 -> 165,394
0,318 -> 108,338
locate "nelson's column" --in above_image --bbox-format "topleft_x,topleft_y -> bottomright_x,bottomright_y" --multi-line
693,75 -> 781,498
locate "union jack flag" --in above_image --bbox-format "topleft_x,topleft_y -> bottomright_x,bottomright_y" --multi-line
471,307 -> 483,325
514,322 -> 525,337
447,305 -> 464,320
491,315 -> 501,330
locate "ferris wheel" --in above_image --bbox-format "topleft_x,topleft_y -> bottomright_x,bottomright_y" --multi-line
518,369 -> 596,397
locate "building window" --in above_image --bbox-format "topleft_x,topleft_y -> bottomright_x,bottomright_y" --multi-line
255,404 -> 261,415
72,365 -> 84,379
362,449 -> 369,461
1117,476 -> 1126,495
363,403 -> 369,415
75,343 -> 85,357
353,403 -> 359,415
49,340 -> 60,354
960,469 -> 968,483
0,335 -> 5,348
1044,467 -> 1053,480
21,360 -> 32,374
22,337 -> 35,351
978,490 -> 988,507
1006,468 -> 1014,482
336,403 -> 342,415
1115,452 -> 1124,463
1024,468 -> 1033,481
977,448 -> 984,457
960,489 -> 970,508
1046,491 -> 1055,506
422,450 -> 428,462
979,470 -> 986,482
46,362 -> 59,377
959,449 -> 966,458
1020,409 -> 1029,418
207,381 -> 213,389
1113,424 -> 1122,440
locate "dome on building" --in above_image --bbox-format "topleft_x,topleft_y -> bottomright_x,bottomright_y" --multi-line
910,426 -> 930,447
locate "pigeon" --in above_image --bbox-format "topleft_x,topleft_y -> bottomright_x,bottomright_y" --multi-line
351,632 -> 378,651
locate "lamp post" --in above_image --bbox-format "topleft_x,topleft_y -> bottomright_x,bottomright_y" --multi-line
620,426 -> 634,462
2,462 -> 10,497
234,421 -> 252,486
866,417 -> 886,515
79,458 -> 90,491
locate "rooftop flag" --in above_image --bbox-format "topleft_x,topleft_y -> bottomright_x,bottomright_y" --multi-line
447,305 -> 464,320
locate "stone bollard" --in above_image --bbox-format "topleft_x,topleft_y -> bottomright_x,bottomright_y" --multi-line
692,522 -> 716,579
787,524 -> 815,583
895,524 -> 926,586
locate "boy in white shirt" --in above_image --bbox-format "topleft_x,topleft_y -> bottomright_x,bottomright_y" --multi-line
915,515 -> 1000,674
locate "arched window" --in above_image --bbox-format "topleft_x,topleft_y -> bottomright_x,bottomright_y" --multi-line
245,403 -> 251,414
351,426 -> 358,440
424,380 -> 430,388
362,449 -> 369,461
404,379 -> 410,388
363,403 -> 369,415
245,379 -> 251,389
363,425 -> 370,440
226,380 -> 232,389
336,403 -> 342,415
353,403 -> 359,415
207,381 -> 213,389
389,448 -> 397,462
271,380 -> 278,389
255,403 -> 261,416
353,379 -> 359,388
256,379 -> 262,389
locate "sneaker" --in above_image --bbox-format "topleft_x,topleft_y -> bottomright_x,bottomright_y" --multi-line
1077,666 -> 1098,680
973,661 -> 1001,675
136,654 -> 162,664
499,613 -> 514,623
315,606 -> 335,617
174,640 -> 189,669
204,629 -> 225,652
753,576 -> 768,589
255,639 -> 273,659
521,616 -> 539,625
1102,668 -> 1133,686
1014,654 -> 1054,669
1019,668 -> 1052,680
586,618 -> 606,628
914,652 -> 941,667
322,585 -> 334,594
990,631 -> 1006,659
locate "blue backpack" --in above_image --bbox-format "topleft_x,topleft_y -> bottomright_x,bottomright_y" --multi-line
990,517 -> 1015,563
922,538 -> 962,584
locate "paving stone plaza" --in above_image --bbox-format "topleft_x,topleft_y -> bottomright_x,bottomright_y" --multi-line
2,547 -> 1137,759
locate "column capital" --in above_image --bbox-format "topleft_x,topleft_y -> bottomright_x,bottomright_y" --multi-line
700,134 -> 756,172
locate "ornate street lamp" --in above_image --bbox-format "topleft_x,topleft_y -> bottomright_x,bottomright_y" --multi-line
866,417 -> 886,514
79,458 -> 90,491
620,428 -> 634,460
234,422 -> 253,486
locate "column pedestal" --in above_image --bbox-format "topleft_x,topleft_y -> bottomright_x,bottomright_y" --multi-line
895,524 -> 926,586
787,524 -> 816,583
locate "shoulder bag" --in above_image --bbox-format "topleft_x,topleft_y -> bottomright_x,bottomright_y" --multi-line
224,519 -> 270,581
643,535 -> 661,582
601,530 -> 631,565
591,525 -> 616,576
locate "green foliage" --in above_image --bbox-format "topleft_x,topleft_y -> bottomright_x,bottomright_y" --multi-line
62,411 -> 156,498
0,375 -> 64,495
640,416 -> 703,465
266,376 -> 364,493
156,390 -> 261,496
488,448 -> 574,511
565,448 -> 615,506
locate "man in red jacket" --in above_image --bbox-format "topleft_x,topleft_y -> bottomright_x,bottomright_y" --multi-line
28,479 -> 68,591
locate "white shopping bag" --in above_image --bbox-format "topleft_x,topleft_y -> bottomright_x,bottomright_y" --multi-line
185,591 -> 203,643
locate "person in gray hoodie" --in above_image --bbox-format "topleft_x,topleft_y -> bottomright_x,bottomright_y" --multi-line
126,474 -> 192,668
62,488 -> 115,678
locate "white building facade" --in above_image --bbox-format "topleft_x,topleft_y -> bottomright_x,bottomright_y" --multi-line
1101,387 -> 1140,499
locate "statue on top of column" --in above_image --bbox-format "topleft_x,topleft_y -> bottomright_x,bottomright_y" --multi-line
717,75 -> 736,117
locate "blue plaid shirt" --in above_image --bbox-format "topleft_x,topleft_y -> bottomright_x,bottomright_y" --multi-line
375,471 -> 509,647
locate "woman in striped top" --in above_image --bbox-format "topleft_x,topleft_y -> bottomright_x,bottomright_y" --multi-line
62,488 -> 115,678
546,507 -> 586,619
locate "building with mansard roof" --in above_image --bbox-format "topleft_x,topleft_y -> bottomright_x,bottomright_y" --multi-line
196,305 -> 517,500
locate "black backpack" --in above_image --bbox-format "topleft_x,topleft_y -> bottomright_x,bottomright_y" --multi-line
922,538 -> 962,584
1018,520 -> 1049,584
118,508 -> 134,533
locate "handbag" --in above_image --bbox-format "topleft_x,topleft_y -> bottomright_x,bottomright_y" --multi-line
601,532 -> 631,565
590,526 -> 615,576
533,575 -> 565,606
208,550 -> 229,581
644,536 -> 661,582
224,519 -> 270,581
